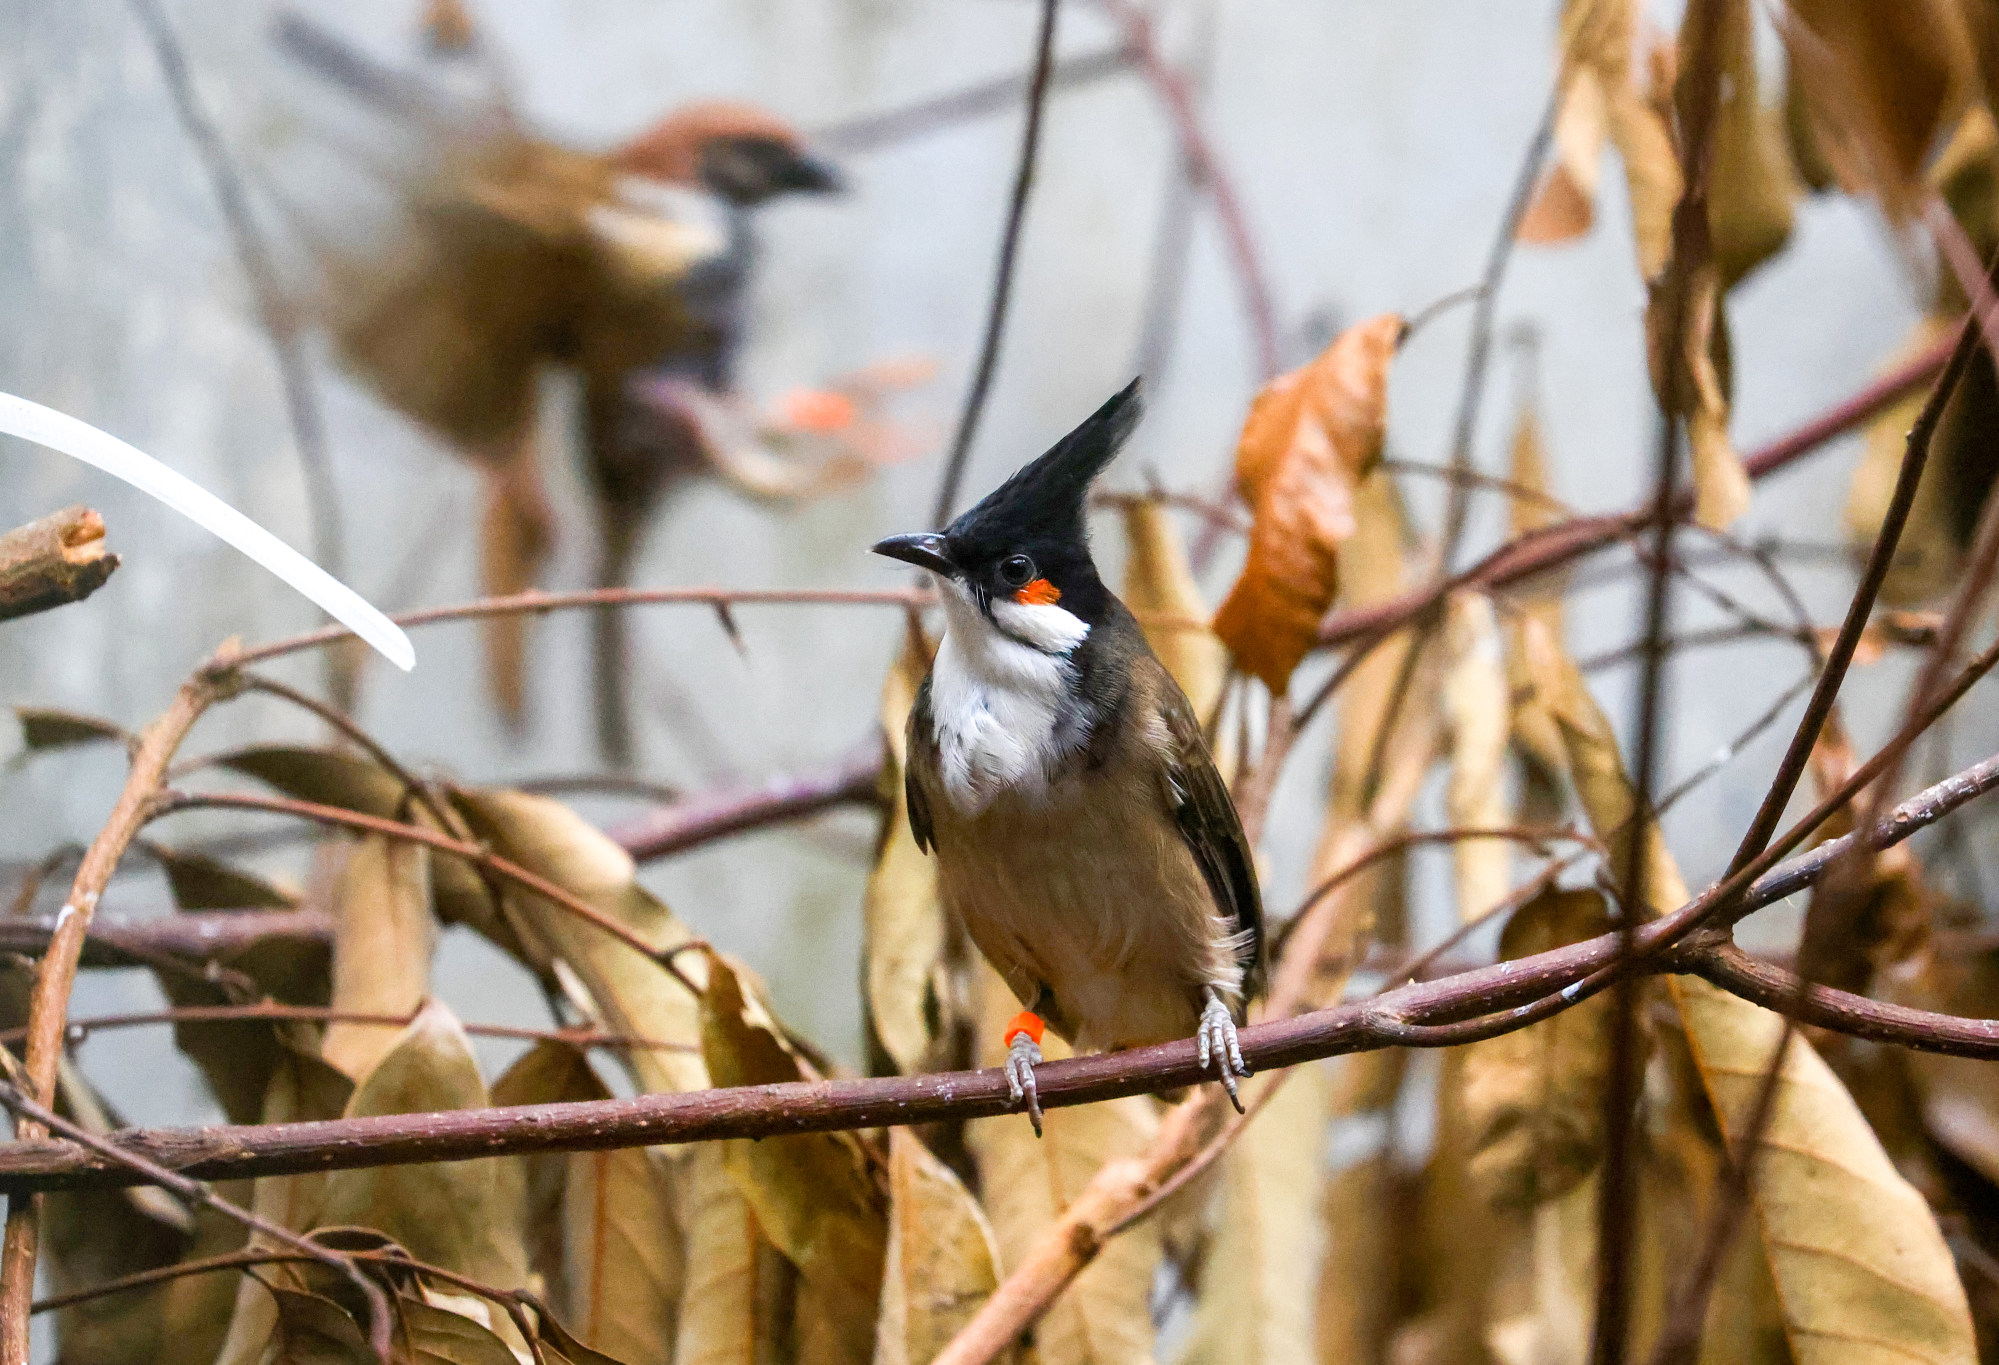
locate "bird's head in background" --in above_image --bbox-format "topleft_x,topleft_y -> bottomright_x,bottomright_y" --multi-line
874,380 -> 1140,656
615,101 -> 843,206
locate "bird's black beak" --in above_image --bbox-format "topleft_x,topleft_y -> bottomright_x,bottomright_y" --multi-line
780,149 -> 844,195
872,532 -> 957,578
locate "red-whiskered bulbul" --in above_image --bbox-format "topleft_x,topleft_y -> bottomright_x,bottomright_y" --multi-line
872,381 -> 1264,1130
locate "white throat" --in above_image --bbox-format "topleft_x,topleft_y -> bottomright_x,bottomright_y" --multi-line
928,579 -> 1092,815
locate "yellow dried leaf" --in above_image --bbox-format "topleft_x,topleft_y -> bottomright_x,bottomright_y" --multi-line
320,1001 -> 531,1292
452,787 -> 710,1097
1213,313 -> 1404,692
866,630 -> 949,1075
702,954 -> 888,1365
1443,592 -> 1514,924
1783,0 -> 1976,219
1120,496 -> 1230,720
874,1129 -> 1009,1365
1606,39 -> 1685,281
1177,1063 -> 1335,1365
673,1145 -> 769,1365
322,834 -> 435,1084
964,961 -> 1161,1365
1669,974 -> 1977,1363
1706,0 -> 1799,288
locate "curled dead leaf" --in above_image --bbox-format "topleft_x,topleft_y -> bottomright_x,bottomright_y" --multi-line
1212,313 -> 1404,693
1782,0 -> 1976,220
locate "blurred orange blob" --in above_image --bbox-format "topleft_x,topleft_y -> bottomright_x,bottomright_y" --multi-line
779,387 -> 858,434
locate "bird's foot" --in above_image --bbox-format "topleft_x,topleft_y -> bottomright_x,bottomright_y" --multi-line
1004,1011 -> 1046,1137
1197,989 -> 1249,1114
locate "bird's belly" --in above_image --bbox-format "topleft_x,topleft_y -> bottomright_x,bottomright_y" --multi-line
933,780 -> 1239,1054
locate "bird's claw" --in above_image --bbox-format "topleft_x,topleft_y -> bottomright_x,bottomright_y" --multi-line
1198,990 -> 1249,1114
1006,1031 -> 1044,1136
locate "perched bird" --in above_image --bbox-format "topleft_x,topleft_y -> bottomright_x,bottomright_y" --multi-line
276,13 -> 851,757
872,382 -> 1264,1129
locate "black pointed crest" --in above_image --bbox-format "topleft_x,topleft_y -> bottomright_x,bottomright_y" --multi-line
945,379 -> 1142,552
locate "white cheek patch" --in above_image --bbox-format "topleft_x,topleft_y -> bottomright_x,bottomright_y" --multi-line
990,595 -> 1090,653
928,580 -> 1091,815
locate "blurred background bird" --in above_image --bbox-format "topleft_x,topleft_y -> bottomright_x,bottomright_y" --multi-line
274,7 -> 903,763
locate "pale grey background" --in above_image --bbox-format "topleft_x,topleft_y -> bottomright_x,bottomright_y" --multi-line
0,2 -> 1962,1343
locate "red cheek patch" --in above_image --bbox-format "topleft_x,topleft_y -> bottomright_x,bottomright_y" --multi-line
1015,578 -> 1061,606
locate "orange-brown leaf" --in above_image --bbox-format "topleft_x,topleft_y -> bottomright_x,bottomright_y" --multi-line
1213,313 -> 1404,692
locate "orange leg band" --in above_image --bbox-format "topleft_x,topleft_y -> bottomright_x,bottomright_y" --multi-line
1004,1011 -> 1045,1047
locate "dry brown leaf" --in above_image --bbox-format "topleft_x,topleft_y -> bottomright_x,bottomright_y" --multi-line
147,842 -> 298,910
13,704 -> 124,751
1442,592 -> 1514,924
1607,31 -> 1686,282
865,628 -> 951,1076
491,1042 -> 684,1361
211,1044 -> 357,1365
1520,617 -> 1976,1362
874,1128 -> 1010,1365
1932,107 -> 1999,314
1212,313 -> 1404,692
322,834 -> 436,1083
1176,1062 -> 1336,1365
221,745 -> 496,934
1783,0 -> 1976,219
1121,496 -> 1230,720
672,1144 -> 795,1365
1646,267 -> 1751,531
702,953 -> 888,1365
1462,889 -> 1616,1209
452,787 -> 709,1097
319,1001 -> 531,1293
1669,974 -> 1977,1363
1519,162 -> 1599,245
964,960 -> 1161,1365
1706,0 -> 1800,288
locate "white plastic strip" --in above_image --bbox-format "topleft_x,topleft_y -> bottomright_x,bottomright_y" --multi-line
0,393 -> 414,670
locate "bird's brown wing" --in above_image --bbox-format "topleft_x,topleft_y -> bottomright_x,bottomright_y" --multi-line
905,675 -> 938,855
1159,683 -> 1265,1002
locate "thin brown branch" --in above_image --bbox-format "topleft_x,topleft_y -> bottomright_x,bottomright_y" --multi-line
1596,6 -> 1727,1357
1101,0 -> 1281,379
4,746 -> 1993,1195
215,584 -> 930,674
1438,73 -> 1562,561
150,790 -> 705,995
930,0 -> 1062,526
0,907 -> 331,967
608,739 -> 886,862
0,506 -> 119,622
0,1003 -> 693,1055
0,669 -> 221,1360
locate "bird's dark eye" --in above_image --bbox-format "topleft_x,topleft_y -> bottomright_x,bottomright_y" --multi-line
998,555 -> 1036,588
